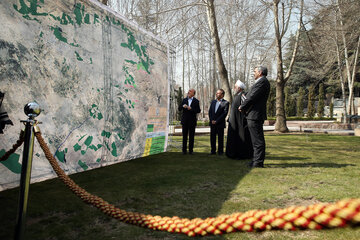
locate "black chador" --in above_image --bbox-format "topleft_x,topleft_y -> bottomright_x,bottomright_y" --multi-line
225,92 -> 253,159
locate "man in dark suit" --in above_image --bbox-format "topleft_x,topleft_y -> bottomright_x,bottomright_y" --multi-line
239,66 -> 270,168
208,89 -> 229,155
178,88 -> 201,154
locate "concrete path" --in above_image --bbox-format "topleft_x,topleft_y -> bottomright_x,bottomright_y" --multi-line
169,121 -> 355,136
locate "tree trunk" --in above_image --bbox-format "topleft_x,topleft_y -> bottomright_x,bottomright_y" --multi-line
348,35 -> 360,115
209,41 -> 215,100
182,33 -> 185,97
275,73 -> 288,132
202,45 -> 206,118
273,0 -> 288,132
197,36 -> 200,92
335,40 -> 348,123
228,47 -> 231,87
212,50 -> 216,98
243,32 -> 249,84
273,0 -> 303,132
334,14 -> 347,122
187,44 -> 191,90
206,0 -> 232,103
336,0 -> 355,116
233,44 -> 237,86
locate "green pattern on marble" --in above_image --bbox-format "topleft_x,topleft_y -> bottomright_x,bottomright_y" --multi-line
78,134 -> 86,142
5,0 -> 164,178
117,133 -> 125,140
73,143 -> 81,152
111,142 -> 117,157
120,24 -> 154,74
89,104 -> 103,120
75,51 -> 83,61
93,13 -> 100,24
0,150 -> 22,174
55,148 -> 68,163
101,130 -> 111,138
84,136 -> 93,146
74,3 -> 91,26
78,160 -> 88,170
13,0 -> 47,22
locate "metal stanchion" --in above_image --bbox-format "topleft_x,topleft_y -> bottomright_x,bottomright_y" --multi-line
14,102 -> 41,240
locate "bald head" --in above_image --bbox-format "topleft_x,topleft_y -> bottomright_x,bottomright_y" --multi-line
187,88 -> 196,98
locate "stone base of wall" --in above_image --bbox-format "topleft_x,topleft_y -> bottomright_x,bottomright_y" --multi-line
299,123 -> 356,130
264,120 -> 276,126
355,128 -> 360,136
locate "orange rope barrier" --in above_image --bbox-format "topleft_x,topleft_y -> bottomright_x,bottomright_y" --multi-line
0,130 -> 24,162
34,130 -> 360,237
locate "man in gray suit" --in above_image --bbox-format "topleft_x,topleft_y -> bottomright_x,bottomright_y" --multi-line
239,66 -> 270,168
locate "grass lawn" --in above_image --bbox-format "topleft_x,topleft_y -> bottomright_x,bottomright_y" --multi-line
1,133 -> 360,239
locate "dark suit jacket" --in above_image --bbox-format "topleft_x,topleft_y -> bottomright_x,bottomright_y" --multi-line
178,97 -> 201,126
240,76 -> 270,121
208,99 -> 229,128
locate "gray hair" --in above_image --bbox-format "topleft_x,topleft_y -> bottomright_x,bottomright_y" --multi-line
255,65 -> 268,76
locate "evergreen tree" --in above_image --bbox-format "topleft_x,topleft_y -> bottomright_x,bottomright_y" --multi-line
297,87 -> 305,117
176,87 -> 183,121
289,97 -> 297,116
267,83 -> 276,117
283,32 -> 322,96
307,84 -> 316,118
330,102 -> 334,118
317,83 -> 325,117
285,86 -> 296,117
285,86 -> 290,117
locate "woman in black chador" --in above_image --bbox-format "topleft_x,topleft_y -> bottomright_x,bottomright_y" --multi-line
226,80 -> 253,159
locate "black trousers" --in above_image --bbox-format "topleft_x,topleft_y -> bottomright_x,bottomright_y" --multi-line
182,124 -> 196,153
247,119 -> 265,166
210,124 -> 224,154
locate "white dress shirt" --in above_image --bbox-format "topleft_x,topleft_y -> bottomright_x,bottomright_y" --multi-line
215,99 -> 223,113
188,97 -> 193,106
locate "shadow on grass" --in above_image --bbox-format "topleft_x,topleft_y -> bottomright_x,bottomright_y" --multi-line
266,162 -> 356,168
0,151 -> 252,240
266,155 -> 311,161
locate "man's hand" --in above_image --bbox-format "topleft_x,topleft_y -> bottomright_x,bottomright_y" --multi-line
211,120 -> 216,124
238,106 -> 242,112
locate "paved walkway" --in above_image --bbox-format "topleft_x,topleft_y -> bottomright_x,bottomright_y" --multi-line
170,121 -> 356,136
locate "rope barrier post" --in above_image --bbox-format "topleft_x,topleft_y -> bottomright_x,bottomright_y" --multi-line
14,102 -> 41,240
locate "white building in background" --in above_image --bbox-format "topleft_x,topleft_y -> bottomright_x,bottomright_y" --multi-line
325,97 -> 360,121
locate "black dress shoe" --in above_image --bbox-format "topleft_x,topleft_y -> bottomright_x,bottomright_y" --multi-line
210,152 -> 216,155
218,152 -> 224,156
182,152 -> 187,155
189,152 -> 193,155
